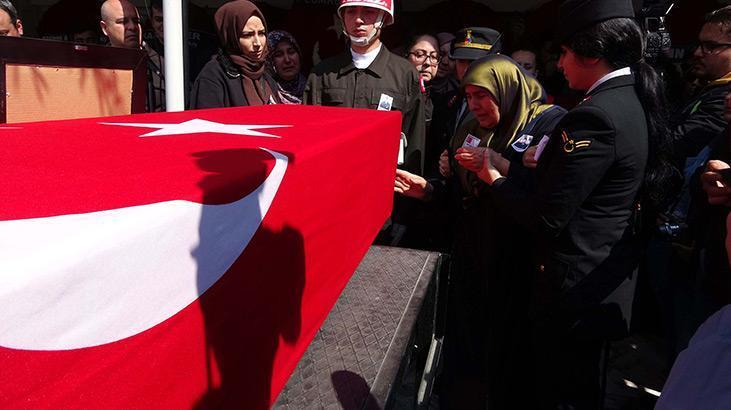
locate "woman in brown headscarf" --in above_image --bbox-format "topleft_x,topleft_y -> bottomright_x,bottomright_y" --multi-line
190,0 -> 279,108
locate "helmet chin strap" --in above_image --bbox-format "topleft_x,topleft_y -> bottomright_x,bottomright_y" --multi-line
345,11 -> 384,48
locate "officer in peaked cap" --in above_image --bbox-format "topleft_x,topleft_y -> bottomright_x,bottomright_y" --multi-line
473,0 -> 679,407
448,27 -> 502,137
556,0 -> 635,42
451,27 -> 502,65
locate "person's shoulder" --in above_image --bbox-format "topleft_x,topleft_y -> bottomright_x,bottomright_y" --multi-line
560,100 -> 616,136
456,117 -> 481,137
532,104 -> 567,133
590,80 -> 636,102
385,50 -> 412,69
698,81 -> 729,105
143,42 -> 160,59
540,104 -> 568,118
311,52 -> 350,75
581,81 -> 640,115
197,57 -> 224,77
382,49 -> 418,77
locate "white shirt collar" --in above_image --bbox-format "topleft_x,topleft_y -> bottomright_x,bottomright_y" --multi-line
586,67 -> 632,95
351,44 -> 382,69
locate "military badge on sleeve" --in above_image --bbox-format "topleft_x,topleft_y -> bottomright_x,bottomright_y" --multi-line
561,130 -> 591,153
511,134 -> 534,152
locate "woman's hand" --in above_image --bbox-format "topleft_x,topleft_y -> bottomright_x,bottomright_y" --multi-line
395,169 -> 433,201
523,146 -> 539,169
476,148 -> 504,186
454,147 -> 487,173
486,148 -> 510,175
439,149 -> 452,177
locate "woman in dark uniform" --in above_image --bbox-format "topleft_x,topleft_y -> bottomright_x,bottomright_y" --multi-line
189,0 -> 278,108
395,54 -> 565,407
473,0 -> 679,407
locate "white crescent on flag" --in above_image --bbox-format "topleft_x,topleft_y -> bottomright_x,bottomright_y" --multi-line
0,147 -> 288,351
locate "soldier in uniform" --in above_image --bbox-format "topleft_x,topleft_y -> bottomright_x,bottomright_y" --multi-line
303,0 -> 425,175
475,0 -> 678,407
451,27 -> 502,134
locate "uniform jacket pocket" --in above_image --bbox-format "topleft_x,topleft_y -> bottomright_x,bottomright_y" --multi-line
322,88 -> 346,106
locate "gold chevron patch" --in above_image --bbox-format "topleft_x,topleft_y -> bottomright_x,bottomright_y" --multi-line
561,131 -> 591,153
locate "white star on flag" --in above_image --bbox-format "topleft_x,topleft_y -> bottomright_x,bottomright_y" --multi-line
100,119 -> 291,138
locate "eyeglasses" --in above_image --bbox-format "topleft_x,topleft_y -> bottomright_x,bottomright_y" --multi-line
696,41 -> 731,55
409,50 -> 441,65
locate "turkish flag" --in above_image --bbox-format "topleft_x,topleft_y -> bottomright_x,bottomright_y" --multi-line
0,105 -> 401,408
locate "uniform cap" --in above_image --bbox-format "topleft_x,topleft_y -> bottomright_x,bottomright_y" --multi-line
556,0 -> 635,42
338,0 -> 395,26
450,27 -> 502,61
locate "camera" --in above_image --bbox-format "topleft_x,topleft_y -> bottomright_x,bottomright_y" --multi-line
638,1 -> 675,65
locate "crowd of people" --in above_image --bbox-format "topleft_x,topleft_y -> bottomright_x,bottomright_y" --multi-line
4,0 -> 731,407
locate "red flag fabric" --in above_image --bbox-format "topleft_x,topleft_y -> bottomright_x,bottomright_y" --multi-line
0,105 -> 400,408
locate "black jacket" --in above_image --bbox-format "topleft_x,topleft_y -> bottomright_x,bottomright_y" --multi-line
491,75 -> 648,319
671,79 -> 729,162
303,45 -> 426,174
189,53 -> 278,109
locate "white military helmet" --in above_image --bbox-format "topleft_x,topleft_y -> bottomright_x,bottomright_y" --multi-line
337,0 -> 395,26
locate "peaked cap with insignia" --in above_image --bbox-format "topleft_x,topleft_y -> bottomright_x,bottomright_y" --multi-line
556,0 -> 635,43
450,27 -> 502,60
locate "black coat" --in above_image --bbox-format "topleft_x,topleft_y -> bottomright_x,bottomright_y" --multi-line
492,75 -> 648,322
671,80 -> 729,162
189,53 -> 278,109
436,106 -> 565,402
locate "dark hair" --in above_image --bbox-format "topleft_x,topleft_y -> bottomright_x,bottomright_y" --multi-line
509,39 -> 539,57
706,6 -> 731,28
0,0 -> 18,26
565,17 -> 682,209
150,0 -> 163,12
404,33 -> 439,57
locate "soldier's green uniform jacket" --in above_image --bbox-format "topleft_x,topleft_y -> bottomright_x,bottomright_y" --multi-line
303,45 -> 426,174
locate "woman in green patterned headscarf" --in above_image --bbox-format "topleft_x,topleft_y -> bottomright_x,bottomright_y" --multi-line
394,54 -> 566,407
456,54 -> 551,151
452,54 -> 560,196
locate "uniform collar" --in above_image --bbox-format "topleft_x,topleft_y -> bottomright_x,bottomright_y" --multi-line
586,67 -> 631,95
338,44 -> 389,78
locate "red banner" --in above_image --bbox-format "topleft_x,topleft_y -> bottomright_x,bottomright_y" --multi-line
0,105 -> 400,408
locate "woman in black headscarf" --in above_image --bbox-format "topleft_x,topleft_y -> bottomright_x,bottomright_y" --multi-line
267,30 -> 307,104
190,0 -> 279,108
